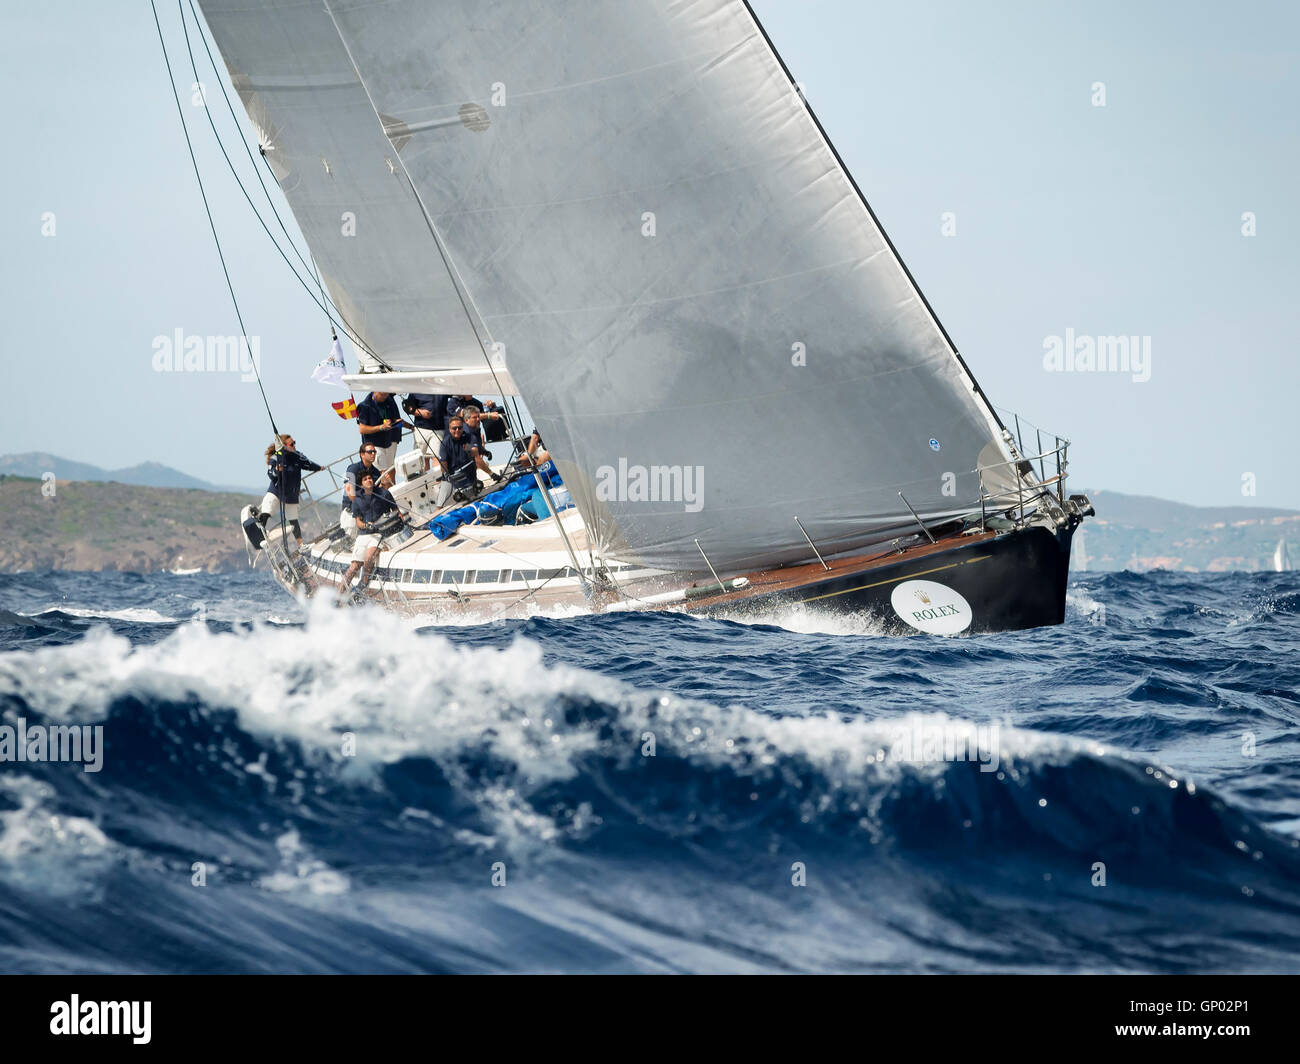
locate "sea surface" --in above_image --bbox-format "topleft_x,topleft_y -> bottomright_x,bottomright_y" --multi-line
1,568 -> 1298,973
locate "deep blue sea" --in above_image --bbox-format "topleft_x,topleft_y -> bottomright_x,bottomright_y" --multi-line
0,569 -> 1298,973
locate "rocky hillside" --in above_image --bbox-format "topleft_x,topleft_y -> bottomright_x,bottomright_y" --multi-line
0,475 -> 255,573
1077,489 -> 1299,572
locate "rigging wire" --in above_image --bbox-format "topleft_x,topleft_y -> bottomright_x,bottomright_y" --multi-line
304,247 -> 335,340
184,0 -> 325,308
173,1 -> 592,598
390,163 -> 596,588
152,0 -> 300,555
187,0 -> 547,481
185,0 -> 340,345
174,0 -> 390,369
149,0 -> 277,438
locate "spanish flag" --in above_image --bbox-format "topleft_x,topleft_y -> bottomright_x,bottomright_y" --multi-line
331,397 -> 357,420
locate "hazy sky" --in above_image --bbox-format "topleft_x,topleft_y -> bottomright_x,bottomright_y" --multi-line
2,1 -> 1296,506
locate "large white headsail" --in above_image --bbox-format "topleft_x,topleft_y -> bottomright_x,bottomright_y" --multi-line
195,0 -> 488,374
330,0 -> 1016,572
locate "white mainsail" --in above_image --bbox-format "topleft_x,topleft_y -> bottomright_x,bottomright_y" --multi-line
1275,538 -> 1292,572
200,0 -> 1021,574
322,0 -> 1017,572
195,0 -> 489,374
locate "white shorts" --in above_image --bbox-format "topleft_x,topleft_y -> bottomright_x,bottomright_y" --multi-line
374,443 -> 398,477
339,508 -> 357,537
260,492 -> 299,522
412,427 -> 439,456
351,533 -> 381,562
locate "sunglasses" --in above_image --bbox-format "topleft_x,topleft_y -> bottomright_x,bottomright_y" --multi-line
361,449 -> 376,454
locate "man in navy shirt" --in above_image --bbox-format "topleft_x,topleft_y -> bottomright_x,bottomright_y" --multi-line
356,391 -> 404,481
447,395 -> 507,443
426,394 -> 451,431
435,414 -> 500,504
406,393 -> 441,475
446,394 -> 493,419
341,472 -> 399,592
340,445 -> 389,537
460,406 -> 487,454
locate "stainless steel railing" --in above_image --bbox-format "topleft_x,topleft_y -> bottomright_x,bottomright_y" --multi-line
975,434 -> 1071,529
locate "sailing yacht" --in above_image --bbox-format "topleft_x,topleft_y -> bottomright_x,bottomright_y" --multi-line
198,0 -> 1093,633
1275,538 -> 1292,572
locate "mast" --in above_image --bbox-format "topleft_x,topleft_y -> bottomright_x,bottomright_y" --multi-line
317,2 -> 592,586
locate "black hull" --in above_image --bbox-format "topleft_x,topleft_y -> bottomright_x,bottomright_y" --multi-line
697,521 -> 1078,635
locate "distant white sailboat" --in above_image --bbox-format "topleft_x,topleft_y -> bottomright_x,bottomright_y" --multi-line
1274,538 -> 1292,572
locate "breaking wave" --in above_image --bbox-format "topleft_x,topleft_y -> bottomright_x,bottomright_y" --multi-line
0,570 -> 1298,972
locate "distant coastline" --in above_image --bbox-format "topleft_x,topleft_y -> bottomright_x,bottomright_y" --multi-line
1076,489 -> 1299,573
0,451 -> 260,495
1,475 -> 252,574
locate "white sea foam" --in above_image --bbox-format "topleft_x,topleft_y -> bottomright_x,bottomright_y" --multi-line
0,598 -> 1210,905
258,829 -> 350,896
705,600 -> 891,638
0,776 -> 116,896
1065,588 -> 1106,624
30,605 -> 178,624
0,598 -> 1122,809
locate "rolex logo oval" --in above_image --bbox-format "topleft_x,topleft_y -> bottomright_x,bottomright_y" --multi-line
890,579 -> 972,635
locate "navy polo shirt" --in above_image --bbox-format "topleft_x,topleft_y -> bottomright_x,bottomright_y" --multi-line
439,432 -> 481,488
357,393 -> 402,448
408,393 -> 440,430
342,460 -> 382,511
353,487 -> 398,527
462,422 -> 485,453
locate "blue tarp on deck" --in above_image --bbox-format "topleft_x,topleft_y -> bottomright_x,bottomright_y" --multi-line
426,464 -> 568,540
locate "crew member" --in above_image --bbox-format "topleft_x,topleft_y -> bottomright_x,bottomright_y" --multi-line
356,390 -> 404,480
445,394 -> 481,421
406,393 -> 441,474
449,395 -> 507,443
460,406 -> 488,454
436,414 -> 501,504
513,430 -> 552,470
259,434 -> 323,551
340,445 -> 390,536
341,471 -> 398,593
